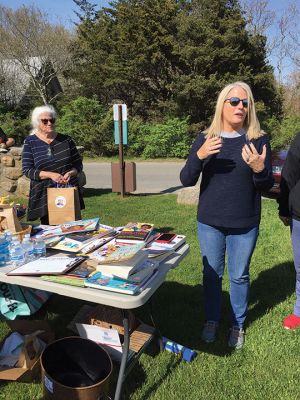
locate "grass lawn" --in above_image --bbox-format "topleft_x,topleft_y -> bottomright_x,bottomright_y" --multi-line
0,190 -> 297,400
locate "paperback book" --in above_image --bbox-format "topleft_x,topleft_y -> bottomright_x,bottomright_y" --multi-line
60,218 -> 100,234
41,261 -> 96,287
94,251 -> 149,280
32,218 -> 100,240
41,275 -> 85,287
89,240 -> 145,264
84,272 -> 140,295
146,235 -> 186,252
116,222 -> 154,243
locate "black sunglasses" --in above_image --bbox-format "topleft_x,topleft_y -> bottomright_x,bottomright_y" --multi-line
40,118 -> 55,125
225,97 -> 248,107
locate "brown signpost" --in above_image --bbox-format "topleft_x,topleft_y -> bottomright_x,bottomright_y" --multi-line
111,104 -> 136,195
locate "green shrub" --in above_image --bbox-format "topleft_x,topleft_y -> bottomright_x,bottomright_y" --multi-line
271,114 -> 300,150
125,117 -> 191,158
56,96 -> 117,156
0,112 -> 30,145
142,117 -> 192,158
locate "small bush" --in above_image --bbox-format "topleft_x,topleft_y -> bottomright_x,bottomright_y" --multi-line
56,96 -> 116,156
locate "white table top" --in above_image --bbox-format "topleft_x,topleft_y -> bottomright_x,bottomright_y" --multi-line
0,244 -> 189,309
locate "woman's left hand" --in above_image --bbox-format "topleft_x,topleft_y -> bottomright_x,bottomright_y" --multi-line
242,143 -> 266,173
63,169 -> 77,182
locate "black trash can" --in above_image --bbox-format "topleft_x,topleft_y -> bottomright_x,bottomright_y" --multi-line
41,336 -> 113,400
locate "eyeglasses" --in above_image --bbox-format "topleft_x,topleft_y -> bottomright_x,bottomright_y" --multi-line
224,97 -> 248,107
40,118 -> 55,125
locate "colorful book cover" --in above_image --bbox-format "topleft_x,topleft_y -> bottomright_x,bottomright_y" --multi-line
67,224 -> 116,244
84,272 -> 140,295
89,240 -> 145,263
31,218 -> 100,239
67,262 -> 96,279
60,218 -> 100,234
116,222 -> 154,243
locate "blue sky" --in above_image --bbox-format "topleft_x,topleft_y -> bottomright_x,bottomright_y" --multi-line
0,0 -> 287,29
0,0 -> 110,28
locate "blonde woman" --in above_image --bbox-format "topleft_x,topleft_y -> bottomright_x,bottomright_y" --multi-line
180,81 -> 273,348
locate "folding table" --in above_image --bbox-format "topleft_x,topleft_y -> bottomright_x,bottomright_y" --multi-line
0,243 -> 189,399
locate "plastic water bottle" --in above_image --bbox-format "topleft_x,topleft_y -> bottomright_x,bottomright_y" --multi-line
9,238 -> 25,267
4,230 -> 13,247
33,238 -> 46,258
0,234 -> 9,266
22,234 -> 35,262
162,337 -> 197,362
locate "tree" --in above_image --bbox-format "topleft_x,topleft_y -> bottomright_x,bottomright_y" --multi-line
71,0 -> 180,117
70,0 -> 282,129
241,0 -> 300,84
173,0 -> 281,125
0,5 -> 73,105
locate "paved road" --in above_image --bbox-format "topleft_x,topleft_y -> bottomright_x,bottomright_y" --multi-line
83,161 -> 185,194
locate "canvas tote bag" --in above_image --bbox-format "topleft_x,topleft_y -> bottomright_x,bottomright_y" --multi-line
47,184 -> 81,225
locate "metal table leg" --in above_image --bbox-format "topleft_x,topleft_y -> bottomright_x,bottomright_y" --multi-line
114,309 -> 129,400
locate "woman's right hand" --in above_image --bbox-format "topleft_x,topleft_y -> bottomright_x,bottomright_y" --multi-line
197,136 -> 222,160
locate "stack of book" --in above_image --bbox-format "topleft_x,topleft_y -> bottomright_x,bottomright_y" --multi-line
146,234 -> 186,262
48,224 -> 117,254
85,240 -> 159,294
116,222 -> 154,244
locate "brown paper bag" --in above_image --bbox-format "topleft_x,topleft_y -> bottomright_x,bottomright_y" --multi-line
47,186 -> 81,225
0,205 -> 22,233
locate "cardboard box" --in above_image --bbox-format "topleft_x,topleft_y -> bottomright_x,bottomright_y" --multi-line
89,305 -> 155,354
0,320 -> 54,382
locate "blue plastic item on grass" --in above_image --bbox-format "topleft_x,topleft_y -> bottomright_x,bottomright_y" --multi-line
162,337 -> 197,362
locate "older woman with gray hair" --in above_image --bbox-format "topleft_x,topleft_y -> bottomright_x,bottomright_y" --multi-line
22,105 -> 84,224
180,81 -> 274,349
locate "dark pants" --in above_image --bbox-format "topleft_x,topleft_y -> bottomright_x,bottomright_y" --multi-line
291,219 -> 300,316
40,215 -> 49,225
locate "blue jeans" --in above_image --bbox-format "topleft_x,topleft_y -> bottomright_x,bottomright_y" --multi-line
197,222 -> 259,328
291,219 -> 300,316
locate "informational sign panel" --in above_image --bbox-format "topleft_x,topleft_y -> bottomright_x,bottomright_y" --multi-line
113,104 -> 128,145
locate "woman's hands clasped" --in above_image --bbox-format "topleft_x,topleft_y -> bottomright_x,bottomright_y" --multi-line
41,169 -> 78,184
197,137 -> 222,160
242,143 -> 266,173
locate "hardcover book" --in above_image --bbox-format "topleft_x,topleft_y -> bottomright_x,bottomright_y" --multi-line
116,222 -> 154,243
84,272 -> 140,295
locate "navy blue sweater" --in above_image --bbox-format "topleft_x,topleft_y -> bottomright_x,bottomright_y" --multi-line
180,133 -> 274,228
22,133 -> 83,220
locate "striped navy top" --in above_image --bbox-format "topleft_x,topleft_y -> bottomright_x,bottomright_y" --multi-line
22,133 -> 84,221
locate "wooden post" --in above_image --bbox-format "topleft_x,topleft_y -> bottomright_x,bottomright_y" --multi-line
118,105 -> 125,197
